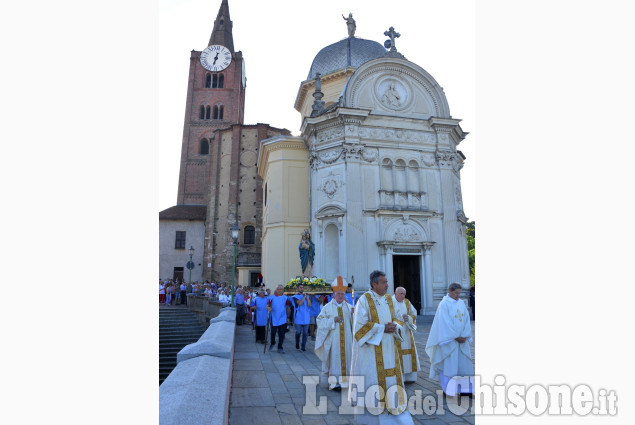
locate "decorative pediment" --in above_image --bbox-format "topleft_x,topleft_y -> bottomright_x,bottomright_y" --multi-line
382,216 -> 429,243
344,57 -> 451,119
315,204 -> 346,219
393,225 -> 420,242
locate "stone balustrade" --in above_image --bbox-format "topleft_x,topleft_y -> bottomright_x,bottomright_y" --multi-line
184,294 -> 229,327
159,306 -> 236,425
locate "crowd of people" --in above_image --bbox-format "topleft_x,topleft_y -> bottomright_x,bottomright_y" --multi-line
158,279 -> 252,306
159,272 -> 475,423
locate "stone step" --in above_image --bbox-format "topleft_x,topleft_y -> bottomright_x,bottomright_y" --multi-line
159,320 -> 204,326
159,329 -> 203,338
159,313 -> 202,319
159,319 -> 202,324
159,311 -> 197,316
159,313 -> 196,319
160,336 -> 203,342
159,318 -> 199,323
159,323 -> 204,329
159,307 -> 205,385
159,343 -> 195,351
159,339 -> 195,346
159,335 -> 201,342
159,323 -> 203,330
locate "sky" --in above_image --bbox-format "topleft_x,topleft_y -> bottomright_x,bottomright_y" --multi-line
159,0 -> 476,221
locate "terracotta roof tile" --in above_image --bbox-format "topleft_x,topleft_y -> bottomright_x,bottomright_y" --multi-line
159,205 -> 207,221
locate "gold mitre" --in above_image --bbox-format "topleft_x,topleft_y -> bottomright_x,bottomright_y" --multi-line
331,276 -> 347,292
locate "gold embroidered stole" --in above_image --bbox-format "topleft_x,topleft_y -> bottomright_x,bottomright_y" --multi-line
337,306 -> 347,381
399,298 -> 418,372
363,292 -> 406,413
405,298 -> 417,324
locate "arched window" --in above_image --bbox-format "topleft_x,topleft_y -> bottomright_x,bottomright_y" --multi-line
381,158 -> 393,190
204,74 -> 224,89
205,105 -> 211,120
243,226 -> 255,244
199,105 -> 205,119
213,104 -> 224,120
199,139 -> 209,155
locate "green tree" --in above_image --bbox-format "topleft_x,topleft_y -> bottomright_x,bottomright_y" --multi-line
466,221 -> 475,287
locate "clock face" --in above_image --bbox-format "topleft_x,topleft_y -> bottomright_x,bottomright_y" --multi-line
200,45 -> 232,72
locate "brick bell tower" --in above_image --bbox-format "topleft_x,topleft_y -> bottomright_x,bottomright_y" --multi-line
176,0 -> 246,206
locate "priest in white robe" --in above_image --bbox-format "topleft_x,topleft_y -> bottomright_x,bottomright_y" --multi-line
425,283 -> 474,396
314,276 -> 353,391
392,287 -> 420,383
348,270 -> 414,425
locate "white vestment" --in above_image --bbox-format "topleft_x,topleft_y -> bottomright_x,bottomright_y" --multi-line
314,299 -> 353,389
425,295 -> 474,396
391,296 -> 420,382
349,291 -> 413,424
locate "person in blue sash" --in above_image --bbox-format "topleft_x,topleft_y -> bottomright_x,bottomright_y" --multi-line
250,289 -> 269,344
234,288 -> 245,325
309,294 -> 323,340
267,284 -> 291,353
292,284 -> 312,351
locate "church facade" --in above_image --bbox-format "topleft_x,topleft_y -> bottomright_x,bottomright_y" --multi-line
259,25 -> 470,315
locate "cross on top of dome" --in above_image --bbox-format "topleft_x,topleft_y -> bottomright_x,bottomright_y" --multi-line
384,26 -> 406,59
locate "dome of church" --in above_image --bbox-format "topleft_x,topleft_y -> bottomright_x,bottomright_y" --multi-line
307,36 -> 387,80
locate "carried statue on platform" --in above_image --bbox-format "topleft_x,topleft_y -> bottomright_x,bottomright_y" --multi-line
342,13 -> 356,37
299,229 -> 315,278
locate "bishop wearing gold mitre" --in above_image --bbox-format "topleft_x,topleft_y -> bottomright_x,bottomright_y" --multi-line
314,276 -> 353,391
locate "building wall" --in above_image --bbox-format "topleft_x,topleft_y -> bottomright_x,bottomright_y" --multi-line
258,136 -> 309,289
236,267 -> 260,287
159,219 -> 206,282
204,124 -> 290,285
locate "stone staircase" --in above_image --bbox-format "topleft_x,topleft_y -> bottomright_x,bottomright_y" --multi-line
159,305 -> 206,385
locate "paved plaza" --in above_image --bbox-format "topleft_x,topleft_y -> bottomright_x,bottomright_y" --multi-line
229,320 -> 475,425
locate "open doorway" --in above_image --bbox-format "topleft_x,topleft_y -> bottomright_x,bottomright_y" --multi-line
392,255 -> 421,314
173,267 -> 184,283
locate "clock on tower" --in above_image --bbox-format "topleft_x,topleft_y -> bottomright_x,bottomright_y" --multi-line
200,45 -> 232,72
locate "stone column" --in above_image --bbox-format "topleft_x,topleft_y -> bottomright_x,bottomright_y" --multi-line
423,244 -> 434,315
385,245 -> 394,290
436,147 -> 464,286
418,167 -> 427,208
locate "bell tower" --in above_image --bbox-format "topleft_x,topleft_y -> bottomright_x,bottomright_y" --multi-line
176,0 -> 246,206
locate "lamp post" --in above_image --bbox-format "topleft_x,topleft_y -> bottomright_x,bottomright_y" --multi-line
231,223 -> 239,306
188,246 -> 195,283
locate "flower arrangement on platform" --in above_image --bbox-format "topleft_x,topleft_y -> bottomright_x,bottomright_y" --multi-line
284,276 -> 331,293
